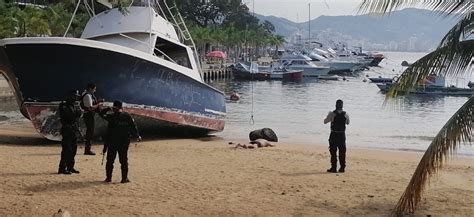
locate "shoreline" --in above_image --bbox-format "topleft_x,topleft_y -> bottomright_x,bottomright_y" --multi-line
221,135 -> 474,158
1,121 -> 473,158
0,124 -> 472,216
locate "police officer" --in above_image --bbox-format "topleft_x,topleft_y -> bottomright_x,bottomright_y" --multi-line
81,83 -> 103,155
324,99 -> 350,173
100,101 -> 141,183
58,90 -> 83,175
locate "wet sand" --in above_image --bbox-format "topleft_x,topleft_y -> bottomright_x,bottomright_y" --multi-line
0,122 -> 473,216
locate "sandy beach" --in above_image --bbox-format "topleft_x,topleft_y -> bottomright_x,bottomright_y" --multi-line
0,123 -> 472,216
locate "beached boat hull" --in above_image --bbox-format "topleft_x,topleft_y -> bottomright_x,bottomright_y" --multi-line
0,40 -> 226,141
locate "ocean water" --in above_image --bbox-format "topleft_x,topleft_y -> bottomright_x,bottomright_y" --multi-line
0,52 -> 472,155
210,52 -> 474,156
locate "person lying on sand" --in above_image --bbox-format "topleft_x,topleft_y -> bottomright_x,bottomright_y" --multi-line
234,139 -> 275,149
234,143 -> 255,149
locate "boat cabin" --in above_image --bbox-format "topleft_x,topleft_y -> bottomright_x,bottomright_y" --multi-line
81,7 -> 197,71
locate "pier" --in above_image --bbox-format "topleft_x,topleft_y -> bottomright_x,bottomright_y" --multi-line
201,64 -> 233,81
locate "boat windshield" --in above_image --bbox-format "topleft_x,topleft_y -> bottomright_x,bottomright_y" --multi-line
154,38 -> 192,69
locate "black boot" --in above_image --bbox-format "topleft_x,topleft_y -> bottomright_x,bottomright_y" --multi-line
58,169 -> 72,175
327,155 -> 337,173
338,166 -> 345,173
120,167 -> 129,183
84,146 -> 96,155
339,145 -> 346,173
105,164 -> 113,182
69,168 -> 80,174
328,145 -> 338,173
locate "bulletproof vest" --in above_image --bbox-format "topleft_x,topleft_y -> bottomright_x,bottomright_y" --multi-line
59,102 -> 78,126
331,111 -> 346,132
80,92 -> 97,110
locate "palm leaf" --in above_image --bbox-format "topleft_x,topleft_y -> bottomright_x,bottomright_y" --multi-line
394,96 -> 474,215
358,0 -> 473,15
386,39 -> 474,98
438,11 -> 473,50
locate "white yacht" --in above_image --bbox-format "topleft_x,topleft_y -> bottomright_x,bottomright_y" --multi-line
279,53 -> 330,77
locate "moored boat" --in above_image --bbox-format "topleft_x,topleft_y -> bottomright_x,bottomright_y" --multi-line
369,76 -> 394,83
232,62 -> 303,81
317,75 -> 340,80
376,75 -> 474,96
377,83 -> 474,96
279,53 -> 331,77
231,62 -> 270,80
368,53 -> 385,66
0,3 -> 226,141
266,69 -> 303,81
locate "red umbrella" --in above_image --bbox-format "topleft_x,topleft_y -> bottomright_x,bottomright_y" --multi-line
206,51 -> 227,59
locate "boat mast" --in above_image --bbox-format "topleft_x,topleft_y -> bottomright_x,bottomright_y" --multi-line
308,3 -> 311,48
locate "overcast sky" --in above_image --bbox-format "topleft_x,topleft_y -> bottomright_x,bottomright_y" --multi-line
244,0 -> 364,22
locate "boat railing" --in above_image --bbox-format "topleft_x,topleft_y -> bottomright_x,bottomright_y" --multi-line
162,0 -> 202,74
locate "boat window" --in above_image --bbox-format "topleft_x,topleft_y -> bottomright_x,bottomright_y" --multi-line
154,38 -> 192,69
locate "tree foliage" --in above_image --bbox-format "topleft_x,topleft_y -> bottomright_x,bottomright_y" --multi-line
0,0 -> 283,57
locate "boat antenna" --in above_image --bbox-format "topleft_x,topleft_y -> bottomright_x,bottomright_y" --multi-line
64,0 -> 104,37
308,3 -> 310,46
248,0 -> 255,125
249,63 -> 255,125
64,0 -> 82,37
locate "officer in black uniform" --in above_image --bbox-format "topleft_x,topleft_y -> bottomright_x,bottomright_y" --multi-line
324,99 -> 350,173
100,101 -> 141,183
58,90 -> 83,175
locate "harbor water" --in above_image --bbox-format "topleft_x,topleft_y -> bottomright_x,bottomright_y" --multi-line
0,52 -> 472,155
211,52 -> 474,155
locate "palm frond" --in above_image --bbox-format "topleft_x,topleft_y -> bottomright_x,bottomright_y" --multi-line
386,40 -> 474,98
438,11 -> 473,48
358,0 -> 473,15
394,97 -> 474,215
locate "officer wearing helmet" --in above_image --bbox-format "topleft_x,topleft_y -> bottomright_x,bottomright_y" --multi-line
58,90 -> 83,175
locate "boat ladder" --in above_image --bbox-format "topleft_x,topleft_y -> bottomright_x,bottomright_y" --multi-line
162,0 -> 202,74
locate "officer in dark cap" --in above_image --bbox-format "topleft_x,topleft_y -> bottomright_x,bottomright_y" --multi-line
324,99 -> 350,173
100,100 -> 141,183
58,90 -> 83,174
